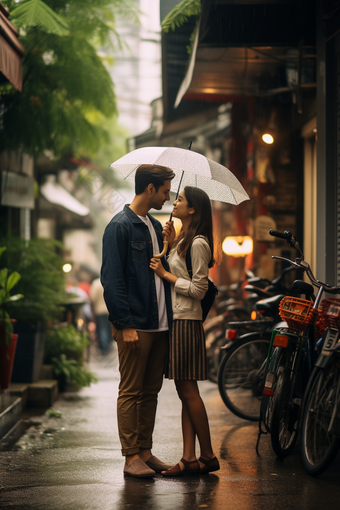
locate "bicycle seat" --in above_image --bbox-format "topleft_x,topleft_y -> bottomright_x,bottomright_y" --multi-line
226,297 -> 238,306
246,293 -> 264,303
229,282 -> 240,292
255,294 -> 285,312
265,284 -> 286,294
226,303 -> 248,314
215,299 -> 237,314
244,285 -> 273,297
293,280 -> 314,298
247,277 -> 271,288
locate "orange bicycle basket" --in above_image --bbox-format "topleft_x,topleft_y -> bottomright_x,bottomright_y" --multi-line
315,316 -> 328,340
318,298 -> 340,330
279,297 -> 317,331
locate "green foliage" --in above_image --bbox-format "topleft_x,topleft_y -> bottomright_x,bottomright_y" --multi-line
0,247 -> 24,346
47,408 -> 62,418
52,354 -> 98,388
161,0 -> 201,33
45,324 -> 97,389
10,0 -> 69,35
0,0 -> 139,158
44,324 -> 89,363
0,237 -> 66,323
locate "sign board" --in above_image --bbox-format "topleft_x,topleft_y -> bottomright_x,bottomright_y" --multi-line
254,215 -> 276,241
1,171 -> 34,209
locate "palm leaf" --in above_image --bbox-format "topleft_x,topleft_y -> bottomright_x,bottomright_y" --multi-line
0,268 -> 8,288
10,0 -> 69,35
161,0 -> 201,33
8,294 -> 24,302
6,271 -> 21,293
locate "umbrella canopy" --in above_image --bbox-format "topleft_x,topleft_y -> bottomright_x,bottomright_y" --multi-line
110,146 -> 249,205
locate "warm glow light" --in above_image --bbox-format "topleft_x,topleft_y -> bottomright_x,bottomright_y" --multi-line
63,263 -> 72,273
222,236 -> 253,257
202,87 -> 219,94
262,133 -> 274,144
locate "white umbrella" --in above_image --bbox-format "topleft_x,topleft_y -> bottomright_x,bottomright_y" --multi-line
110,146 -> 249,206
110,145 -> 250,257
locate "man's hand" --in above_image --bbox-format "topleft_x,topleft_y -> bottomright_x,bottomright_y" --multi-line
122,327 -> 140,352
150,257 -> 167,278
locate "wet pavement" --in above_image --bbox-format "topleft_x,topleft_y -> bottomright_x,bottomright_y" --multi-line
1,345 -> 340,510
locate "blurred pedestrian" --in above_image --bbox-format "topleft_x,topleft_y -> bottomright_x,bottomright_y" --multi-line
89,277 -> 112,354
101,164 -> 175,478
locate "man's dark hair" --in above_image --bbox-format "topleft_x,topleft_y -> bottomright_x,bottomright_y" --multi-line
135,164 -> 175,194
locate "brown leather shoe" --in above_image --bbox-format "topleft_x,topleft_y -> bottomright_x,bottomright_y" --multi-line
123,459 -> 156,478
145,455 -> 172,473
161,458 -> 200,477
199,456 -> 220,474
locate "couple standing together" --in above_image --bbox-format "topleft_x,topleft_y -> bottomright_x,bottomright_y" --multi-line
101,164 -> 220,478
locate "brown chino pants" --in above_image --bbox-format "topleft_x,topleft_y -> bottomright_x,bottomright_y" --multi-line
113,328 -> 169,456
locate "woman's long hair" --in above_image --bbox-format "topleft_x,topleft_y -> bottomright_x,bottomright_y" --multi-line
173,186 -> 217,268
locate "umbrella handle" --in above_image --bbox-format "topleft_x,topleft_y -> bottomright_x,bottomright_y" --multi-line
153,239 -> 168,259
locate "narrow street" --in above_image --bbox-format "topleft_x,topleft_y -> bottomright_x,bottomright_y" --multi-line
1,346 -> 340,510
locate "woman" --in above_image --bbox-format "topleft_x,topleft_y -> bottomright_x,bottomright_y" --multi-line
149,186 -> 220,476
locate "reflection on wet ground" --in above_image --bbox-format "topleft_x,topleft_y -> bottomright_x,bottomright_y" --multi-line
0,349 -> 340,510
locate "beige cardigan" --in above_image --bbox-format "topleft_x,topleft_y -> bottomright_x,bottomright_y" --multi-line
168,236 -> 211,320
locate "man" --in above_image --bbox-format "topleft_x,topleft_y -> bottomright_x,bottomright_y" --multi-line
89,277 -> 112,354
101,164 -> 175,478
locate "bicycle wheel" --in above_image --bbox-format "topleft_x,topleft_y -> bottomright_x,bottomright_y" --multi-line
261,348 -> 287,433
270,367 -> 299,457
206,330 -> 225,384
217,335 -> 270,421
300,363 -> 340,476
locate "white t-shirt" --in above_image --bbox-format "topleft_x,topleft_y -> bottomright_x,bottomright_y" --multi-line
137,215 -> 168,332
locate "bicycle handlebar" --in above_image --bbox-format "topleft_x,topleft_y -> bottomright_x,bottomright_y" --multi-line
270,229 -> 304,258
272,256 -> 340,294
269,230 -> 291,241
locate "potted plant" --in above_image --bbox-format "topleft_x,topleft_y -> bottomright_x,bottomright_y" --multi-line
0,247 -> 23,389
51,354 -> 98,392
0,237 -> 67,383
44,324 -> 97,391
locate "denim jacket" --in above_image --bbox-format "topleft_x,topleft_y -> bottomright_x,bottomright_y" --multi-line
101,204 -> 173,330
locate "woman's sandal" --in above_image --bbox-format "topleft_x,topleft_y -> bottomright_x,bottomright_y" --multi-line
199,456 -> 220,474
161,457 -> 200,477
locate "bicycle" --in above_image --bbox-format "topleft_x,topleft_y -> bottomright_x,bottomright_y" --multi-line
300,299 -> 340,476
216,264 -> 300,421
205,270 -> 259,384
216,294 -> 287,421
258,229 -> 340,458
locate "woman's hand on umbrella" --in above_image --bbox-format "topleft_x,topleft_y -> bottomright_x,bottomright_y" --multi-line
150,258 -> 166,278
163,221 -> 175,246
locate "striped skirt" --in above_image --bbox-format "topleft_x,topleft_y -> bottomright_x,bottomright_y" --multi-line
166,319 -> 207,380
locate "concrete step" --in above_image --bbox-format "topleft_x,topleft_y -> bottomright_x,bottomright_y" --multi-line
1,379 -> 58,441
0,391 -> 22,440
9,383 -> 29,409
27,380 -> 58,407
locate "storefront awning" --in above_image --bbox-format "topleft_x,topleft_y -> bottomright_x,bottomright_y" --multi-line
172,0 -> 316,108
0,3 -> 24,91
175,36 -> 315,107
40,176 -> 90,217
